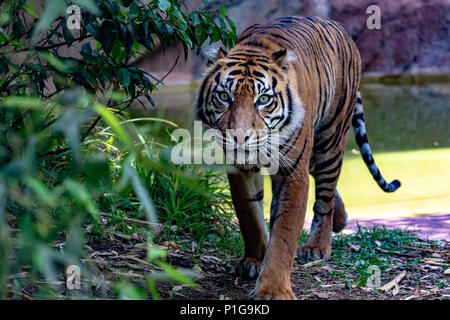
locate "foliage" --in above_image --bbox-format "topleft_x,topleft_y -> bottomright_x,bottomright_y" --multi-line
0,0 -> 236,99
0,0 -> 237,299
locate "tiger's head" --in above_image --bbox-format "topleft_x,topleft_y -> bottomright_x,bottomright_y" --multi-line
194,45 -> 304,168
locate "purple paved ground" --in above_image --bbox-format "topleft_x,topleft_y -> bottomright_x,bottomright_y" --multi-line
304,214 -> 450,241
343,214 -> 450,241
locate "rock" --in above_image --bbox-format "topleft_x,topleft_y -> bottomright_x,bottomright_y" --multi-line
330,0 -> 450,75
139,0 -> 450,85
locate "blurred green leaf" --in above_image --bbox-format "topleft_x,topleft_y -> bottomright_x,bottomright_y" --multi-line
64,178 -> 99,220
1,96 -> 45,109
116,282 -> 147,300
53,108 -> 93,163
40,52 -> 76,73
32,0 -> 66,39
94,103 -> 133,147
72,0 -> 100,15
24,177 -> 57,206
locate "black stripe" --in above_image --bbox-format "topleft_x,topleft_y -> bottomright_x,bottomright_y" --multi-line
355,132 -> 368,148
228,70 -> 242,76
314,151 -> 342,172
246,190 -> 264,202
352,112 -> 364,127
314,207 -> 333,216
315,158 -> 342,176
316,174 -> 339,185
278,86 -> 293,132
253,70 -> 265,78
316,194 -> 333,203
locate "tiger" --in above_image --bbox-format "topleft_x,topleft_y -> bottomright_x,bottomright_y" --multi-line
194,15 -> 400,300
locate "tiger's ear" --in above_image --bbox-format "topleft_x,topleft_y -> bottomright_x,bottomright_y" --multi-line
206,47 -> 228,66
272,48 -> 296,71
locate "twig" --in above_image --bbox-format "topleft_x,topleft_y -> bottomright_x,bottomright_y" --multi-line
380,271 -> 407,292
376,247 -> 417,258
99,212 -> 163,235
158,52 -> 180,84
424,260 -> 443,267
405,246 -> 439,253
302,260 -> 324,268
8,290 -> 33,300
2,35 -> 91,54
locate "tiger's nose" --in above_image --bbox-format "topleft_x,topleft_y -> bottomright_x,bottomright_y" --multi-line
232,129 -> 252,145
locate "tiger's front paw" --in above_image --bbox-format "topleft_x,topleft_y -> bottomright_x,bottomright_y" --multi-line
250,277 -> 296,300
298,244 -> 331,261
235,257 -> 262,280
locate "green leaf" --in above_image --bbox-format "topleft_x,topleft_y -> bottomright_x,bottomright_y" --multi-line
118,68 -> 131,88
196,24 -> 207,45
191,13 -> 201,27
80,69 -> 97,88
128,165 -> 158,224
111,40 -> 122,61
98,20 -> 116,53
22,4 -> 39,19
81,42 -> 92,55
158,0 -> 171,13
94,103 -> 133,147
62,19 -> 75,46
209,26 -> 220,43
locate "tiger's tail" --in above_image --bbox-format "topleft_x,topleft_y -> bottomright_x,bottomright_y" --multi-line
352,91 -> 401,193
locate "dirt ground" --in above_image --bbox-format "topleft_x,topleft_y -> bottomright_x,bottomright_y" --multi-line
83,231 -> 449,300
157,243 -> 449,300
8,224 -> 449,300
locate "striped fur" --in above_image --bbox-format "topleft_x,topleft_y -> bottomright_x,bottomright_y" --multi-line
352,92 -> 401,192
194,16 -> 400,300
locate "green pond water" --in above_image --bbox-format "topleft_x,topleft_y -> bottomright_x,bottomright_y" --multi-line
133,83 -> 450,220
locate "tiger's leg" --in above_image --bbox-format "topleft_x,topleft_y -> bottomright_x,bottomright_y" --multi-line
299,152 -> 345,261
228,169 -> 269,280
252,167 -> 310,300
333,188 -> 347,233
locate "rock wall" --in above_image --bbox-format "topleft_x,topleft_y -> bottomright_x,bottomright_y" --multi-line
138,0 -> 450,84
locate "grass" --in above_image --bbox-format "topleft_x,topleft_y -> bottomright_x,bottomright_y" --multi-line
327,225 -> 418,287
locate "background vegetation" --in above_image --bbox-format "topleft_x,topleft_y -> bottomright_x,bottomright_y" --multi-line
0,0 -> 239,299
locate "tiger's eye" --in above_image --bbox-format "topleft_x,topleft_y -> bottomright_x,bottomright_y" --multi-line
218,92 -> 230,102
258,95 -> 270,104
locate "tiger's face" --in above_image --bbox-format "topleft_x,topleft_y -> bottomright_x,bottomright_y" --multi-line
195,46 -> 304,167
